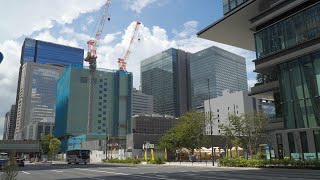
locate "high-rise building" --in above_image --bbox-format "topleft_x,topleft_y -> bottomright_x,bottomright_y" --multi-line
14,38 -> 84,138
54,66 -> 133,151
132,88 -> 153,115
190,46 -> 248,109
14,62 -> 65,140
141,48 -> 191,117
2,105 -> 16,140
197,0 -> 320,159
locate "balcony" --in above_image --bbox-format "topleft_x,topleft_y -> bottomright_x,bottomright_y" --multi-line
250,80 -> 279,96
265,117 -> 284,131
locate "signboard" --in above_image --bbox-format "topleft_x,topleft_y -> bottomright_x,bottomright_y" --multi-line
0,52 -> 3,64
304,153 -> 317,160
271,150 -> 275,158
143,142 -> 154,149
291,153 -> 301,160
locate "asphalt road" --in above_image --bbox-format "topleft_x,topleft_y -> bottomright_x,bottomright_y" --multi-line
1,162 -> 320,180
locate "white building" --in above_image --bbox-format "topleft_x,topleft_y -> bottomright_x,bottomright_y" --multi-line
132,88 -> 153,115
204,90 -> 257,135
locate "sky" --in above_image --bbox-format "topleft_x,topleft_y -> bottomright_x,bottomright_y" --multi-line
0,0 -> 256,139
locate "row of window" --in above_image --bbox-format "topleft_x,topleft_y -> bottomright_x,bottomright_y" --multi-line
255,3 -> 320,59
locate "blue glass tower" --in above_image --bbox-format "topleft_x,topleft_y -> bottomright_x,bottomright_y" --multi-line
20,38 -> 84,66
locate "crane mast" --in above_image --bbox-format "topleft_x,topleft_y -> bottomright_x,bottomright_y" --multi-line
118,21 -> 141,71
85,0 -> 111,134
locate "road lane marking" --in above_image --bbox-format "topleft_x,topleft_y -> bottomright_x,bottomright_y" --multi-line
51,170 -> 63,173
22,171 -> 30,175
130,174 -> 176,180
76,168 -> 129,175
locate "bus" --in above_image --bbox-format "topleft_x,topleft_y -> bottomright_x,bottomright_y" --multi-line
66,150 -> 90,164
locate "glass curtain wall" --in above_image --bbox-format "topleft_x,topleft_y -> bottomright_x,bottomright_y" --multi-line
255,3 -> 320,59
278,51 -> 320,129
223,0 -> 248,14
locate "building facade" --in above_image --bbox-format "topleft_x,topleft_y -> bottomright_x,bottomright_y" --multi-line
132,88 -> 153,115
198,0 -> 320,159
204,90 -> 256,135
14,63 -> 64,140
3,105 -> 16,140
190,46 -> 248,109
13,38 -> 84,138
141,48 -> 191,117
132,114 -> 178,135
54,66 -> 133,151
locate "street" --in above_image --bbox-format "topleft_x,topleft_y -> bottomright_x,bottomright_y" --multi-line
2,162 -> 320,180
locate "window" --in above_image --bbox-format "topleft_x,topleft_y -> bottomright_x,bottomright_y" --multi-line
314,130 -> 320,155
98,114 -> 101,117
99,102 -> 102,105
99,90 -> 102,94
103,117 -> 106,120
103,112 -> 106,115
98,126 -> 101,129
99,96 -> 102,99
217,114 -> 219,117
104,94 -> 107,97
255,3 -> 320,59
99,85 -> 103,88
104,88 -> 107,91
288,132 -> 296,154
100,79 -> 103,82
300,131 -> 309,153
99,108 -> 102,111
217,109 -> 219,113
228,107 -> 229,110
98,120 -> 101,123
218,130 -> 221,134
80,77 -> 87,83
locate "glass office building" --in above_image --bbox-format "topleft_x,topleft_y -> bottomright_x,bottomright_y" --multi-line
14,38 -> 84,139
141,48 -> 191,117
190,46 -> 248,109
14,62 -> 65,140
198,0 -> 320,159
20,38 -> 84,66
55,66 -> 133,152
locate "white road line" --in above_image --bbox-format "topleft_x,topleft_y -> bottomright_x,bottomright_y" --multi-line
22,171 -> 30,175
51,170 -> 63,173
131,174 -> 176,180
76,168 -> 129,175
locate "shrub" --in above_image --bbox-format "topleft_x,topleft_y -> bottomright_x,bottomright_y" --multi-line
148,157 -> 165,165
103,158 -> 141,164
219,158 -> 320,169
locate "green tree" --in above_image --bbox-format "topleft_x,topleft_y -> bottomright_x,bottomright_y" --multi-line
40,134 -> 54,154
219,112 -> 268,157
160,112 -> 208,154
1,152 -> 18,180
49,138 -> 61,160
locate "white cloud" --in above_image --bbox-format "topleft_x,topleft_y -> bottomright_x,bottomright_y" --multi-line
173,20 -> 199,39
86,16 -> 95,25
124,0 -> 158,13
0,0 -> 105,43
34,31 -> 80,48
0,40 -> 21,139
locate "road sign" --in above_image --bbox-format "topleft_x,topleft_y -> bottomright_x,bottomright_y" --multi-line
0,52 -> 3,64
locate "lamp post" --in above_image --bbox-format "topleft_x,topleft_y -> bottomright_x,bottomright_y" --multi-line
207,78 -> 214,166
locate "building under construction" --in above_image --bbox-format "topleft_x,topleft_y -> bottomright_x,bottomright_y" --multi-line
54,65 -> 133,152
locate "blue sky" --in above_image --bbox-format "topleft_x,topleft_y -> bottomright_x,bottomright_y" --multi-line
0,0 -> 256,138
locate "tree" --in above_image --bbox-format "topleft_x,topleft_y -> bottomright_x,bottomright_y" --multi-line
40,134 -> 54,154
1,152 -> 18,180
219,112 -> 268,157
160,112 -> 208,155
49,138 -> 61,160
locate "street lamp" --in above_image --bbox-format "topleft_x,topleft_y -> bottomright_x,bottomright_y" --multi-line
207,78 -> 214,166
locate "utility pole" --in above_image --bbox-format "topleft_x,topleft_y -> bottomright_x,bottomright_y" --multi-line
207,78 -> 214,166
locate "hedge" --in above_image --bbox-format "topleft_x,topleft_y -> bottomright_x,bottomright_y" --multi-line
103,158 -> 141,164
219,158 -> 320,169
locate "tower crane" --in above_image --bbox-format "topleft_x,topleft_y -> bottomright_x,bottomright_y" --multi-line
118,21 -> 141,71
85,0 -> 111,134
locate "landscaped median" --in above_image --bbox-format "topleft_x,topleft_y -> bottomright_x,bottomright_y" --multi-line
219,158 -> 320,169
102,157 -> 165,165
